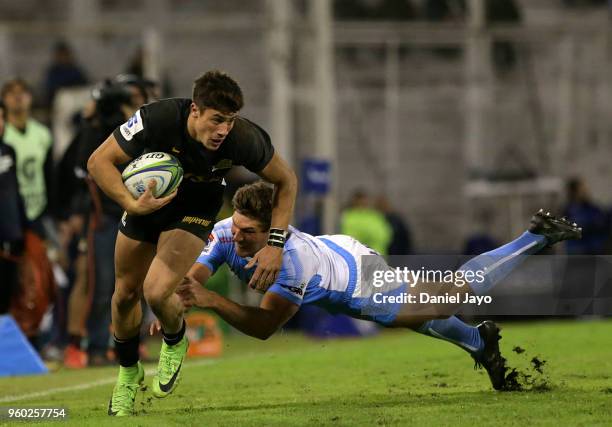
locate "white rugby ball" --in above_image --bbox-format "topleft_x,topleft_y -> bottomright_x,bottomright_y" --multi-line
121,152 -> 183,199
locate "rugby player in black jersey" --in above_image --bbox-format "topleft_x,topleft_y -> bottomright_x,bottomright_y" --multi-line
87,71 -> 297,416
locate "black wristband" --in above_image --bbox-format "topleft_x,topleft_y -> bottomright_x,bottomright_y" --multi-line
268,228 -> 287,248
267,240 -> 285,248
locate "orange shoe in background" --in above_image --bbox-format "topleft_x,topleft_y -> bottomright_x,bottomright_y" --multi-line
64,344 -> 88,369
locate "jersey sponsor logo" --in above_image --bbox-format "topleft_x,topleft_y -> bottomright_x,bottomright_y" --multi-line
181,216 -> 211,227
202,232 -> 217,255
211,159 -> 233,173
120,124 -> 132,140
205,233 -> 230,245
119,110 -> 144,141
280,283 -> 306,297
21,156 -> 37,181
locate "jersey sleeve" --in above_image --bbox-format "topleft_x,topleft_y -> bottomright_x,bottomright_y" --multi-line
230,118 -> 275,173
266,251 -> 305,306
112,99 -> 180,158
195,230 -> 227,274
113,108 -> 148,158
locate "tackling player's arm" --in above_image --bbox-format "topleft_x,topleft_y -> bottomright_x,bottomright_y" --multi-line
185,261 -> 213,288
150,243 -> 220,335
177,278 -> 299,340
246,152 -> 298,291
87,134 -> 176,215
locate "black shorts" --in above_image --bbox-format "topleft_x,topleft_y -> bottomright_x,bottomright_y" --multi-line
118,189 -> 223,244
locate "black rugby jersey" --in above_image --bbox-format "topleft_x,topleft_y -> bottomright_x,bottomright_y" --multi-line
113,98 -> 274,208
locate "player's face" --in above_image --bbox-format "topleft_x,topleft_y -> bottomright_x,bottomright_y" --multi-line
2,84 -> 32,115
231,211 -> 269,257
190,104 -> 237,151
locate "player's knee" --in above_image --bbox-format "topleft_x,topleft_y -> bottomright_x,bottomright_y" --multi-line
142,282 -> 170,310
112,285 -> 141,310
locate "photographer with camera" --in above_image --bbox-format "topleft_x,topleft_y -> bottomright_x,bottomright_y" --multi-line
61,76 -> 149,367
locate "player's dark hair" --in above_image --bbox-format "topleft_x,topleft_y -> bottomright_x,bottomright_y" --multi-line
232,181 -> 274,231
1,78 -> 32,100
0,100 -> 5,119
192,70 -> 244,113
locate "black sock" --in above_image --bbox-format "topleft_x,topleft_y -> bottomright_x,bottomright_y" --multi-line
69,334 -> 82,348
162,320 -> 186,346
114,334 -> 140,367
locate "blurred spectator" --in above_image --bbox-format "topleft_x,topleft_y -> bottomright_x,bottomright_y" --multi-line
375,195 -> 413,255
557,177 -> 606,316
341,189 -> 392,255
463,207 -> 499,255
53,111 -> 92,366
0,100 -> 28,314
44,40 -> 89,108
562,177 -> 608,254
1,78 -> 54,239
40,109 -> 91,364
44,101 -> 96,367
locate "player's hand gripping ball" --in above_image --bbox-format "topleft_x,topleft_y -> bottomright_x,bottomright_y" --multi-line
121,152 -> 183,199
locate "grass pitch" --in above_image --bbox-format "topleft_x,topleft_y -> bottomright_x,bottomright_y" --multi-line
1,319 -> 610,426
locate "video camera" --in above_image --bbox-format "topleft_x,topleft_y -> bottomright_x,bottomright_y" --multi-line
91,74 -> 148,130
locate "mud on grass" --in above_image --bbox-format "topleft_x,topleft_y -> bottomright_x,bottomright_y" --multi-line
500,345 -> 552,391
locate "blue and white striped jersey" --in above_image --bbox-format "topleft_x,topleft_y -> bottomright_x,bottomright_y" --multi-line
196,218 -> 399,323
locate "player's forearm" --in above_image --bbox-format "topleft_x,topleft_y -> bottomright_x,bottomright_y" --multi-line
198,291 -> 280,340
270,171 -> 297,230
87,154 -> 134,213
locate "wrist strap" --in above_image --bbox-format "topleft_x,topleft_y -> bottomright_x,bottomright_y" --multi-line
267,228 -> 287,248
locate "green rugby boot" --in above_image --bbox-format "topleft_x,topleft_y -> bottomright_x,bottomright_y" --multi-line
108,362 -> 145,416
152,336 -> 189,398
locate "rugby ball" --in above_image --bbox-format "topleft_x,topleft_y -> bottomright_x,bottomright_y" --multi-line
121,152 -> 183,199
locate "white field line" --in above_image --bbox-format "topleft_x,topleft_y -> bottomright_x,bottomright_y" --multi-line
0,359 -> 217,403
